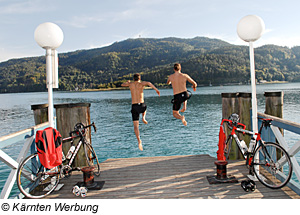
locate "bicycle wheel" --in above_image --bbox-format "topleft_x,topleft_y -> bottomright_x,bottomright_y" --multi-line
84,141 -> 100,176
17,153 -> 60,198
252,142 -> 292,189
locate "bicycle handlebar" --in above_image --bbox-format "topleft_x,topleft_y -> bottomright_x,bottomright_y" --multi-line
69,122 -> 97,136
221,118 -> 246,130
85,122 -> 97,133
221,117 -> 273,136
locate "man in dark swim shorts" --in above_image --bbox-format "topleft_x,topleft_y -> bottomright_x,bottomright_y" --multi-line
167,63 -> 197,126
172,91 -> 190,111
121,73 -> 160,151
131,103 -> 147,121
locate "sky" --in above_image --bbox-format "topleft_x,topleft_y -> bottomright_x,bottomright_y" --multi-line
0,0 -> 300,62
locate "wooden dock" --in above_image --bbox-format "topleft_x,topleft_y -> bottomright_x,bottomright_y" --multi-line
46,154 -> 300,199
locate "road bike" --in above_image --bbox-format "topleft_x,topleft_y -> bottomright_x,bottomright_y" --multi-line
221,113 -> 293,189
17,122 -> 100,198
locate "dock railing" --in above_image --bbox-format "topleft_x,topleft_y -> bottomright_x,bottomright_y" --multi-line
258,112 -> 300,194
0,122 -> 50,199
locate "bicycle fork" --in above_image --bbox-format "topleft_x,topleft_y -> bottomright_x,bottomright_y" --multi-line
224,135 -> 233,160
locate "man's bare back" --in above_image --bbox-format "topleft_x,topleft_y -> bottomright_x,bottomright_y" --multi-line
128,81 -> 146,104
168,72 -> 193,95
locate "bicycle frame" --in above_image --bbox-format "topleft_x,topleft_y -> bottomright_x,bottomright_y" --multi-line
17,122 -> 99,198
62,136 -> 84,167
61,122 -> 95,166
221,118 -> 263,160
220,117 -> 293,189
222,118 -> 284,170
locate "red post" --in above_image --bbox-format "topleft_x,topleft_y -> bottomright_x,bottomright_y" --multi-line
217,124 -> 226,161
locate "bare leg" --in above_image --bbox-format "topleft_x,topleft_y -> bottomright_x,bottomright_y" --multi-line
142,110 -> 148,124
173,110 -> 187,126
133,121 -> 143,151
180,100 -> 187,113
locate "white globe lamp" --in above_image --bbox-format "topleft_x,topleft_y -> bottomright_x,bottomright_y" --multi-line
34,22 -> 64,128
237,15 -> 265,42
34,22 -> 64,49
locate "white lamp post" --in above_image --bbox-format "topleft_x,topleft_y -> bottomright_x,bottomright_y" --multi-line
237,15 -> 265,133
34,22 -> 64,127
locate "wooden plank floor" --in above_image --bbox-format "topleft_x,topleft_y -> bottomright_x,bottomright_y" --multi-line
46,154 -> 300,199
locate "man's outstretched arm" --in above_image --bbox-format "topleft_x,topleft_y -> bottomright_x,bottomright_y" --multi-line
121,81 -> 130,87
144,81 -> 160,96
186,75 -> 197,91
166,77 -> 171,85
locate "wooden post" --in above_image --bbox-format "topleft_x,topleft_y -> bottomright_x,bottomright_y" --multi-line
264,91 -> 284,140
238,92 -> 252,159
54,103 -> 91,167
221,92 -> 252,160
221,93 -> 239,159
264,91 -> 283,118
222,93 -> 239,119
31,104 -> 49,125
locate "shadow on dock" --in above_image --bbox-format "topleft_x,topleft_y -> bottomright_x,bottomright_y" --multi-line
46,154 -> 300,199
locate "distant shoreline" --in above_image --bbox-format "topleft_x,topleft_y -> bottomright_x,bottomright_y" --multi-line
0,81 -> 291,94
81,87 -> 129,92
80,81 -> 289,92
257,80 -> 288,84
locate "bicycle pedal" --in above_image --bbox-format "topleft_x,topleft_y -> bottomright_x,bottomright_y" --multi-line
248,180 -> 256,191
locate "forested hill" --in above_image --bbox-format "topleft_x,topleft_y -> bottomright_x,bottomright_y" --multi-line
1,36 -> 300,93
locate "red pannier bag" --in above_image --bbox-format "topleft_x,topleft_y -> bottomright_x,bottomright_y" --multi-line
35,127 -> 63,169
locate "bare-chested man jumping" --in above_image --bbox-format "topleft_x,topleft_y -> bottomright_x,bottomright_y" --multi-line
121,73 -> 160,151
167,63 -> 197,126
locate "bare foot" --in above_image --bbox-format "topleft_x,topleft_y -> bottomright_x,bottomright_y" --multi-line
138,140 -> 143,151
180,107 -> 186,113
142,118 -> 148,124
181,116 -> 187,126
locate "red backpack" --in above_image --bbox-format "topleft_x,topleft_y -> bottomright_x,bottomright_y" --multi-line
35,127 -> 62,169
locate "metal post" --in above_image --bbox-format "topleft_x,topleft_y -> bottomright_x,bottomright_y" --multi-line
248,42 -> 260,180
249,41 -> 258,133
46,48 -> 54,128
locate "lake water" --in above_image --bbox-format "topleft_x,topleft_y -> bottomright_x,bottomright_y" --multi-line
1,82 -> 300,198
